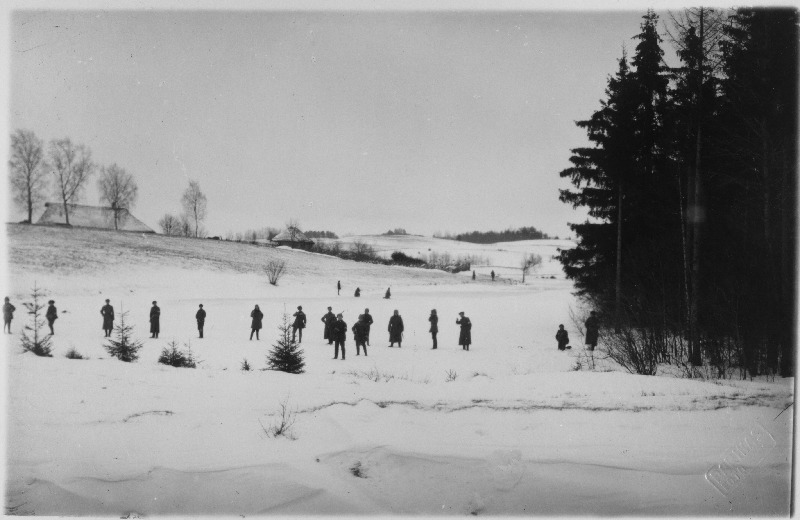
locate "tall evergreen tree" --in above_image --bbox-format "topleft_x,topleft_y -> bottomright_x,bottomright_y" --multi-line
267,313 -> 305,374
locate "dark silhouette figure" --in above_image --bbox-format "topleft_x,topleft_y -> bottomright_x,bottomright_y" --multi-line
337,280 -> 341,295
321,307 -> 336,345
250,305 -> 263,340
585,311 -> 599,351
352,314 -> 369,356
556,324 -> 570,350
4,296 -> 16,334
292,305 -> 306,343
354,287 -> 361,297
332,313 -> 347,359
456,312 -> 472,351
388,310 -> 404,347
429,309 -> 438,349
363,308 -> 373,345
46,300 -> 58,335
384,287 -> 391,299
196,304 -> 206,338
491,270 -> 495,281
149,301 -> 160,338
101,299 -> 114,337
472,270 -> 476,280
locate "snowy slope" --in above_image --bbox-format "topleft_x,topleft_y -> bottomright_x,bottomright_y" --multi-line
3,224 -> 793,516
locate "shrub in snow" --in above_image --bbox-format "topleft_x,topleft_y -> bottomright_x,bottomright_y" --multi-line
349,461 -> 367,478
264,260 -> 286,286
104,309 -> 143,362
20,283 -> 53,357
241,358 -> 251,371
603,325 -> 657,375
266,313 -> 305,374
445,369 -> 458,382
65,348 -> 85,360
158,341 -> 197,368
260,396 -> 298,439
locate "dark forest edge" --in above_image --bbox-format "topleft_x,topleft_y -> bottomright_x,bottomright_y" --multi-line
434,226 -> 554,243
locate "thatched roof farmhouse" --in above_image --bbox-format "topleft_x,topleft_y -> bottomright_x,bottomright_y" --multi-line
37,202 -> 155,233
271,227 -> 314,250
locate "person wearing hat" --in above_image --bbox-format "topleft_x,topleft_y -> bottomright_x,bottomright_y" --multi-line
292,305 -> 306,343
429,309 -> 439,349
388,309 -> 404,348
352,314 -> 369,356
250,304 -> 263,340
456,311 -> 472,351
321,306 -> 336,345
149,301 -> 161,338
584,311 -> 599,351
362,308 -> 373,346
46,300 -> 58,335
3,296 -> 16,334
332,312 -> 347,360
196,304 -> 206,339
101,299 -> 115,337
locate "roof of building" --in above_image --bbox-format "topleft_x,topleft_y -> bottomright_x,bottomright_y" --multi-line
271,227 -> 314,243
36,202 -> 155,233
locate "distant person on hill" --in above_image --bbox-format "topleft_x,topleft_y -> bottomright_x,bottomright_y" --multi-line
429,309 -> 438,349
352,314 -> 369,356
384,287 -> 391,299
556,324 -> 570,351
292,305 -> 306,343
196,304 -> 206,338
584,311 -> 599,351
472,270 -> 476,280
332,313 -> 347,360
149,301 -> 160,338
491,270 -> 495,281
337,280 -> 341,295
388,309 -> 404,348
4,296 -> 16,334
354,287 -> 361,297
101,299 -> 114,337
321,306 -> 336,345
363,308 -> 373,345
46,300 -> 58,335
456,311 -> 472,351
250,304 -> 263,340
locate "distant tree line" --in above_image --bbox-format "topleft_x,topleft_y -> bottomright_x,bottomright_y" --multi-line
559,9 -> 796,378
382,228 -> 408,236
304,230 -> 339,239
434,226 -> 551,243
310,240 -> 472,273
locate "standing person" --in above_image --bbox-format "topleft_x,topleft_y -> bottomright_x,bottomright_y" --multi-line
337,280 -> 341,295
149,301 -> 160,338
250,304 -> 263,340
363,308 -> 373,345
456,311 -> 472,351
584,311 -> 599,351
472,270 -> 476,280
352,314 -> 368,356
3,297 -> 15,334
332,313 -> 347,360
491,270 -> 495,281
384,287 -> 391,299
101,299 -> 114,337
388,309 -> 404,348
46,300 -> 58,335
556,324 -> 570,350
292,305 -> 306,343
196,304 -> 206,338
429,309 -> 438,349
354,287 -> 361,297
321,306 -> 336,345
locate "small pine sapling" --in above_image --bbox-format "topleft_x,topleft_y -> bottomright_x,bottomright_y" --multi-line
266,313 -> 305,374
20,283 -> 53,357
65,348 -> 85,360
104,309 -> 143,362
158,340 -> 197,368
241,358 -> 252,371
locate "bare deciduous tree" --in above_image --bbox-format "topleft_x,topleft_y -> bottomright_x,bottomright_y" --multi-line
158,213 -> 181,235
520,253 -> 542,282
181,180 -> 207,238
265,259 -> 287,286
10,129 -> 48,223
49,138 -> 95,225
98,164 -> 139,230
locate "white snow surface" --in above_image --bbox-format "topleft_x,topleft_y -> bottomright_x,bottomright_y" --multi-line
3,224 -> 793,516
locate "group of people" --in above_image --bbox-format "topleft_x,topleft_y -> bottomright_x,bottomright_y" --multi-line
555,311 -> 599,351
335,281 -> 388,300
3,296 -> 57,336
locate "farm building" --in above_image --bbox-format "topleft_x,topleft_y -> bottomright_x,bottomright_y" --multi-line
36,202 -> 155,233
271,227 -> 314,250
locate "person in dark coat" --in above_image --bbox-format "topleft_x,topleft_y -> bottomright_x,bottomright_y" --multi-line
354,287 -> 361,297
196,304 -> 206,338
429,309 -> 439,349
332,313 -> 347,360
46,300 -> 58,335
321,306 -> 336,344
556,324 -> 570,350
352,314 -> 369,356
472,270 -> 476,280
149,301 -> 160,338
456,311 -> 472,350
292,305 -> 306,343
337,280 -> 341,295
4,296 -> 16,334
384,287 -> 391,299
363,308 -> 373,345
491,270 -> 495,281
101,299 -> 114,337
388,309 -> 404,347
250,304 -> 263,340
585,311 -> 599,351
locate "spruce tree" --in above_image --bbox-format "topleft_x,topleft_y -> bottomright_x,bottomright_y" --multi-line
104,308 -> 143,362
20,283 -> 53,357
267,313 -> 305,374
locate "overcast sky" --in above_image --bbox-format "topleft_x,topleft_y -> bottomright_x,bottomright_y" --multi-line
8,6 -> 665,237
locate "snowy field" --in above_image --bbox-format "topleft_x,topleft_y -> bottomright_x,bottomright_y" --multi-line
3,224 -> 793,516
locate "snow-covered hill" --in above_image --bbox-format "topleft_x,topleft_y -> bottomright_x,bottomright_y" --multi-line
3,224 -> 792,515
